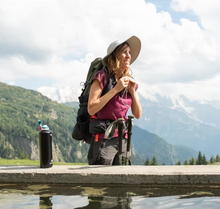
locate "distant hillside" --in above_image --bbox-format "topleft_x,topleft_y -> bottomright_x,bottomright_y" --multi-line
40,85 -> 220,159
134,94 -> 220,158
0,82 -> 198,165
0,82 -> 89,163
132,126 -> 198,165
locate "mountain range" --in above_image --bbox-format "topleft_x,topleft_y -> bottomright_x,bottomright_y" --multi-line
0,82 -> 198,165
132,125 -> 197,165
39,86 -> 220,158
135,92 -> 220,158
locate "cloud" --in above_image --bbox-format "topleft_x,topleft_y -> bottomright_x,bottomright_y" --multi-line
171,0 -> 220,31
0,0 -> 220,101
139,75 -> 220,102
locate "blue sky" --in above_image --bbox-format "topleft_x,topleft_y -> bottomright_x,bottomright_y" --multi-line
0,0 -> 220,102
145,0 -> 201,26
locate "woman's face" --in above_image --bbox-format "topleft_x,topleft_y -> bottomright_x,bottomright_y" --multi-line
119,45 -> 131,70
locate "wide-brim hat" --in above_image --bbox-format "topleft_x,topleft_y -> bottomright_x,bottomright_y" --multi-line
102,35 -> 141,66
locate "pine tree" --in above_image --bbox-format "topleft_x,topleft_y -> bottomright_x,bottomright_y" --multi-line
210,156 -> 215,164
145,157 -> 150,165
189,157 -> 196,165
196,151 -> 202,165
184,160 -> 189,165
176,161 -> 181,165
202,154 -> 208,165
151,155 -> 158,165
216,154 -> 220,163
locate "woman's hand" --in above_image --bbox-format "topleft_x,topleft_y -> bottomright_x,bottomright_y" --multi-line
127,77 -> 137,95
115,76 -> 130,92
114,76 -> 138,96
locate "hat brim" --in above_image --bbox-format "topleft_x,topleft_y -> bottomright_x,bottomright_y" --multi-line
102,35 -> 141,66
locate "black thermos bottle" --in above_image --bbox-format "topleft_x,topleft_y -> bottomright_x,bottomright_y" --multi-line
39,125 -> 53,168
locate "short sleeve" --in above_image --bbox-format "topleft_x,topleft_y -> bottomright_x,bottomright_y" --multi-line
92,69 -> 108,90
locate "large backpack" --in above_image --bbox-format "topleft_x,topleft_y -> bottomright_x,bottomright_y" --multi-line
72,57 -> 115,144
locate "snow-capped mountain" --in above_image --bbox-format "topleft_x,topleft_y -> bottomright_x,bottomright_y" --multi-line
37,86 -> 82,103
135,92 -> 220,158
38,86 -> 220,158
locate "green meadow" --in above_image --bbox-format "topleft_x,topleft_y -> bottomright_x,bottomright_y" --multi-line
0,158 -> 87,166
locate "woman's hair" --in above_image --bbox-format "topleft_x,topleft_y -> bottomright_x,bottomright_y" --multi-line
106,42 -> 130,77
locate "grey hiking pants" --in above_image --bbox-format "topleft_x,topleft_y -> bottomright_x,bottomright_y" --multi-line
88,136 -> 127,165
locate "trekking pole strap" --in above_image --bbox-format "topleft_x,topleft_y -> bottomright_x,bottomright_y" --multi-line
104,118 -> 126,139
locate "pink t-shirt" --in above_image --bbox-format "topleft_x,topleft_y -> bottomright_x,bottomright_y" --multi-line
92,69 -> 136,138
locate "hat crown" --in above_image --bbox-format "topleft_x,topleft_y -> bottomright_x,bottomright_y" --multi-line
107,40 -> 123,55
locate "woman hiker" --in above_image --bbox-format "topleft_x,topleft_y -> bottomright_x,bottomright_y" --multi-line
87,35 -> 142,165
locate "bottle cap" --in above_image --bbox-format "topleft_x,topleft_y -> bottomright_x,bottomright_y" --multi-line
42,125 -> 49,130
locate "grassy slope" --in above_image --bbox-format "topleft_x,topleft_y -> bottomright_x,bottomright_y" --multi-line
0,158 -> 87,165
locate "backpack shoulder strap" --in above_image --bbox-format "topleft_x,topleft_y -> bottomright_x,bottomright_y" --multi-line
101,67 -> 116,96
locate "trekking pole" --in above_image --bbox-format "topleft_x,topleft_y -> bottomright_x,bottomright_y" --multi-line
117,118 -> 125,165
126,115 -> 134,165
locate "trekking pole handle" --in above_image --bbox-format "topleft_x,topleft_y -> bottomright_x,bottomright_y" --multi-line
117,118 -> 124,156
